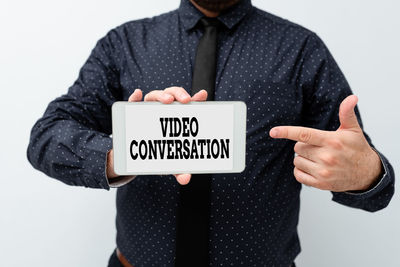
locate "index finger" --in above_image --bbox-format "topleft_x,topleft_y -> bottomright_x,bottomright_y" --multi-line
144,90 -> 174,103
191,89 -> 208,101
269,126 -> 329,146
164,86 -> 191,103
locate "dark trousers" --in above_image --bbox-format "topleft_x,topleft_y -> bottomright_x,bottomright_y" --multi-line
107,249 -> 296,267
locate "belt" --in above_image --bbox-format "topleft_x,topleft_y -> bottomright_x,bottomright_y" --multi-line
117,248 -> 134,267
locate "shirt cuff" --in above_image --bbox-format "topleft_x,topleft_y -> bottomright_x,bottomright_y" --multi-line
80,134 -> 113,190
343,147 -> 388,196
331,147 -> 394,212
104,147 -> 136,188
332,147 -> 389,203
107,175 -> 136,188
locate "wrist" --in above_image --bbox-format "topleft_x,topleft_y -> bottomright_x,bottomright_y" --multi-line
358,148 -> 383,191
106,149 -> 118,179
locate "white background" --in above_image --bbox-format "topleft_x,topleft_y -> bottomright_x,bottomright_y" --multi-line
0,0 -> 399,266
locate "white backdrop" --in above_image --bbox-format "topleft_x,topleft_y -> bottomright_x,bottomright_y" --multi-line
0,0 -> 399,266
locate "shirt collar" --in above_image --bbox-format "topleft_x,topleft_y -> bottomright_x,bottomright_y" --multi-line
178,0 -> 254,31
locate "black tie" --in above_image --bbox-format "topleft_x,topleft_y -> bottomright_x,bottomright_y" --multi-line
175,17 -> 221,267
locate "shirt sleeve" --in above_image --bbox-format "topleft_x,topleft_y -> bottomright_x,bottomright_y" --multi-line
297,32 -> 395,212
27,28 -> 126,190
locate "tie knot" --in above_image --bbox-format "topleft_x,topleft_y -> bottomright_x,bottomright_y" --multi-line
199,17 -> 222,29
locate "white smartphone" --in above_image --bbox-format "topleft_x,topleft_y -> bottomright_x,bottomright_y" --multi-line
111,101 -> 246,175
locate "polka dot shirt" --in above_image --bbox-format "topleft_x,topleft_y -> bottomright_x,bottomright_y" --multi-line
27,0 -> 395,266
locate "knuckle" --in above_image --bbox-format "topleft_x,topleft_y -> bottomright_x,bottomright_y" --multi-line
321,154 -> 337,166
327,139 -> 343,150
162,88 -> 175,97
298,130 -> 312,143
318,168 -> 331,178
164,86 -> 176,91
165,86 -> 184,94
161,92 -> 174,101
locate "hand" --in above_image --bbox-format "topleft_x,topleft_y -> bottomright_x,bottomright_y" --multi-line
269,95 -> 382,192
106,149 -> 118,179
106,89 -> 144,180
120,87 -> 208,185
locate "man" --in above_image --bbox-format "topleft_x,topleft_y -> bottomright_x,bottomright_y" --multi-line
27,0 -> 395,266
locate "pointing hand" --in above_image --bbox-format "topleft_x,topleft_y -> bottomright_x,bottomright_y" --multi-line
269,95 -> 382,192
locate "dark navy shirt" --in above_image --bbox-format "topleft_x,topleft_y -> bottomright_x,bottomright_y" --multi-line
27,0 -> 395,266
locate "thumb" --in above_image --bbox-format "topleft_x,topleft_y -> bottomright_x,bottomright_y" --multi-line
338,95 -> 360,130
174,173 -> 191,185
